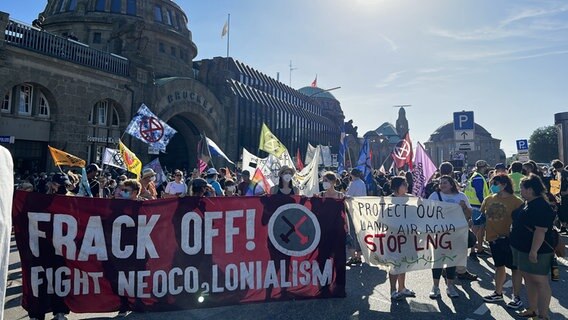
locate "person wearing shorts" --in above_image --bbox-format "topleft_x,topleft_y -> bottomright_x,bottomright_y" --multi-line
510,174 -> 555,320
481,174 -> 524,309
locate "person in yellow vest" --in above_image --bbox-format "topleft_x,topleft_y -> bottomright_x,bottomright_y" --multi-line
464,160 -> 491,261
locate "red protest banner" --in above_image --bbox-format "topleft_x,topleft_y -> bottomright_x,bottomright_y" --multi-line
12,192 -> 346,314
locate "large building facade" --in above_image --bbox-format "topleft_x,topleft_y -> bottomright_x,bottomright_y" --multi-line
0,0 -> 344,174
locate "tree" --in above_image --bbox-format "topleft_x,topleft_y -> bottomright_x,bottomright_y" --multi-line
529,125 -> 558,163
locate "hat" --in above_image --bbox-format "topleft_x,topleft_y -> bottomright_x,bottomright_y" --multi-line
475,160 -> 488,168
86,163 -> 101,173
206,168 -> 219,176
192,178 -> 209,188
52,173 -> 71,186
495,163 -> 506,170
278,165 -> 296,176
141,168 -> 157,179
350,168 -> 362,177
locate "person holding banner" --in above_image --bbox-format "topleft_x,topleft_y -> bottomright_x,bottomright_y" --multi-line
163,169 -> 187,198
389,176 -> 416,301
480,174 -> 524,309
270,166 -> 298,195
427,175 -> 472,299
139,168 -> 158,200
510,174 -> 555,320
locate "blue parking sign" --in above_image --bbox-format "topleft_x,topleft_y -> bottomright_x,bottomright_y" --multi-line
453,111 -> 474,130
516,139 -> 529,151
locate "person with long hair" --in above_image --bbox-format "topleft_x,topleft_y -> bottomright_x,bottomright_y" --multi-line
510,174 -> 555,319
270,166 -> 299,195
480,174 -> 524,309
427,175 -> 472,299
388,176 -> 416,300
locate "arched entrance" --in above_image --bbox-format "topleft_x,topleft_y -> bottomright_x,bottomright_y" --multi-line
158,113 -> 201,172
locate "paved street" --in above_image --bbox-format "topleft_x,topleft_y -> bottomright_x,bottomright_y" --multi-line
4,235 -> 568,320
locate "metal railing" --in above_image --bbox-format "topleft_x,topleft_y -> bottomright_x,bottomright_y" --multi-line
4,20 -> 129,77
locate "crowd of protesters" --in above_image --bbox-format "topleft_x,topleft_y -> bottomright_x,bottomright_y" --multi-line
10,158 -> 567,320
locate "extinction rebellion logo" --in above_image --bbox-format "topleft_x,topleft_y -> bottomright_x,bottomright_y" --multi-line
268,204 -> 321,257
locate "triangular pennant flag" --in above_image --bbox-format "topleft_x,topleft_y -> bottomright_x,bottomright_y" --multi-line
48,145 -> 86,168
118,140 -> 142,178
259,123 -> 287,157
125,104 -> 177,152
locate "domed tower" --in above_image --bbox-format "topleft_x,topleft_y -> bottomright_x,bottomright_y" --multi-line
298,86 -> 345,126
39,0 -> 197,78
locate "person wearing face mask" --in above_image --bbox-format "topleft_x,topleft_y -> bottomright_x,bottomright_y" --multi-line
270,166 -> 299,195
224,179 -> 238,196
118,179 -> 142,200
319,171 -> 344,199
206,168 -> 225,196
139,168 -> 158,200
480,174 -> 524,309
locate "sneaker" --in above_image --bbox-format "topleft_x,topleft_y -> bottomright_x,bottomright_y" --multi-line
391,291 -> 403,301
457,271 -> 478,281
516,309 -> 537,318
469,251 -> 479,262
507,296 -> 523,309
52,313 -> 68,320
483,291 -> 503,303
429,286 -> 441,299
446,285 -> 459,298
400,288 -> 416,297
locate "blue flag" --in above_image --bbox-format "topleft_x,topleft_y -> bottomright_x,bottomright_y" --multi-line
77,168 -> 93,197
337,123 -> 346,173
125,104 -> 177,152
356,139 -> 378,196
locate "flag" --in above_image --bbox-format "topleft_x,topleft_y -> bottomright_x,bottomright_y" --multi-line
125,104 -> 177,152
76,168 -> 93,197
118,140 -> 142,178
356,139 -> 378,195
305,143 -> 317,166
320,145 -> 332,167
337,124 -> 346,173
206,137 -> 234,164
311,75 -> 317,87
144,158 -> 167,186
379,165 -> 386,174
392,132 -> 413,170
221,20 -> 229,37
246,168 -> 271,195
102,148 -> 126,169
296,148 -> 304,171
48,145 -> 86,168
293,146 -> 320,196
411,142 -> 437,197
259,123 -> 287,158
197,134 -> 211,173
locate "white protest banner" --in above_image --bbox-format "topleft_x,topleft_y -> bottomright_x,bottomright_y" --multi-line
305,143 -> 317,166
102,148 -> 126,169
345,196 -> 468,274
293,146 -> 320,196
320,145 -> 332,167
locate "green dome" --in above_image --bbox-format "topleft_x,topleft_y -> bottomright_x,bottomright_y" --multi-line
298,86 -> 337,100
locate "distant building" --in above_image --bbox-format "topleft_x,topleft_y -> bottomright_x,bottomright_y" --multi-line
424,122 -> 505,168
555,112 -> 568,164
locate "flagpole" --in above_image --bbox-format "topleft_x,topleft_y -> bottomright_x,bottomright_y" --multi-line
226,13 -> 230,58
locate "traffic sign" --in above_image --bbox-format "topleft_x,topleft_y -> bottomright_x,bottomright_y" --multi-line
454,130 -> 475,141
0,136 -> 15,144
453,111 -> 475,130
456,141 -> 475,151
516,139 -> 529,153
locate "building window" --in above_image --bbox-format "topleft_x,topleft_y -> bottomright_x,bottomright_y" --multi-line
67,0 -> 78,11
56,0 -> 66,13
159,43 -> 165,53
2,91 -> 10,113
95,0 -> 106,11
98,101 -> 108,125
110,0 -> 121,13
90,100 -> 121,127
93,32 -> 102,44
111,107 -> 119,126
166,9 -> 173,25
154,5 -> 163,22
170,46 -> 176,57
38,93 -> 50,117
18,84 -> 33,115
126,0 -> 136,15
176,15 -> 183,29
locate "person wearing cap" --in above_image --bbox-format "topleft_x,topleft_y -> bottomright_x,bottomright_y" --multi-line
224,179 -> 238,196
270,165 -> 298,195
464,160 -> 491,261
206,168 -> 224,196
139,168 -> 158,200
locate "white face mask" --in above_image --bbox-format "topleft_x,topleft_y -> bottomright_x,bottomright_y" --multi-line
150,176 -> 156,182
226,186 -> 236,193
282,174 -> 292,182
322,181 -> 332,190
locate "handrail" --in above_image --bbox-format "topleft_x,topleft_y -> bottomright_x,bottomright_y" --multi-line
4,20 -> 129,77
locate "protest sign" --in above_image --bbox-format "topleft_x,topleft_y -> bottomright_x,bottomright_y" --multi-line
345,196 -> 468,274
12,193 -> 346,313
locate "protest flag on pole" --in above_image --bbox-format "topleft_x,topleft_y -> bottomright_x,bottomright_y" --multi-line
391,131 -> 413,170
102,148 -> 127,169
259,123 -> 287,158
125,104 -> 177,152
246,168 -> 271,195
411,142 -> 437,197
206,137 -> 235,164
296,148 -> 304,171
197,134 -> 212,173
337,123 -> 346,173
118,140 -> 142,178
48,145 -> 86,168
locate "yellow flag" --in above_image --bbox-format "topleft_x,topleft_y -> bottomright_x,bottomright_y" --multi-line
259,123 -> 287,157
118,140 -> 142,178
48,145 -> 86,167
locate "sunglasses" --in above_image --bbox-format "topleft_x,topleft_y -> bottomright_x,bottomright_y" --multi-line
175,174 -> 182,177
122,188 -> 133,192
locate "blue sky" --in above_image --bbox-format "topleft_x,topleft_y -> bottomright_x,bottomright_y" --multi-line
2,0 -> 568,157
